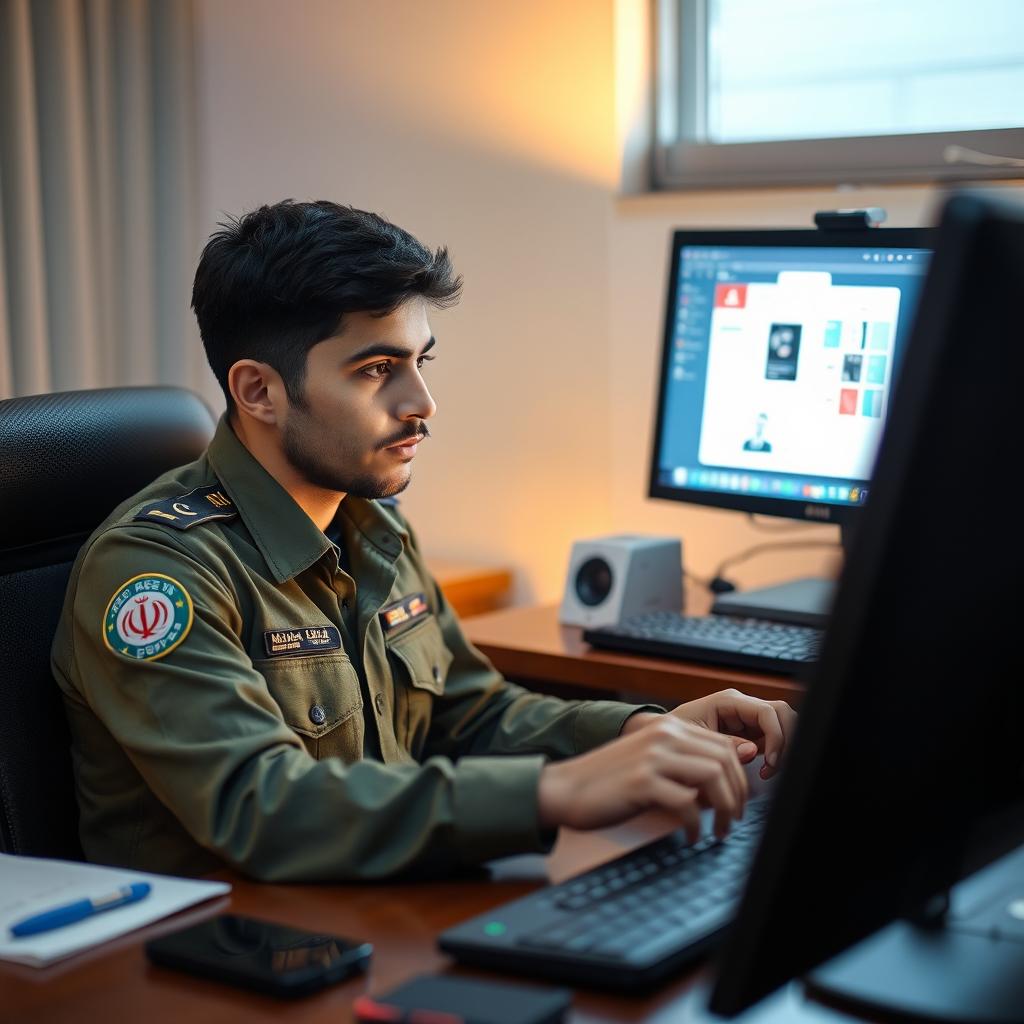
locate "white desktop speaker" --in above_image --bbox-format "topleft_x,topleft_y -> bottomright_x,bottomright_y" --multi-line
558,535 -> 683,628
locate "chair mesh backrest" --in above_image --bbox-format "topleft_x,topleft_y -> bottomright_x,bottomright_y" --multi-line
0,386 -> 216,857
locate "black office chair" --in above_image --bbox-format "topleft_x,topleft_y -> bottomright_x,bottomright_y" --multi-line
0,386 -> 216,858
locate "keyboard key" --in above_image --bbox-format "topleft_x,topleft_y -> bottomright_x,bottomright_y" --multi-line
557,894 -> 589,911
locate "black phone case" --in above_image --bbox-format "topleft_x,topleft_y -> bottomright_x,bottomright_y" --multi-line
145,914 -> 372,999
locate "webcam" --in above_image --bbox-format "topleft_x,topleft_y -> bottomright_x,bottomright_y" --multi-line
813,208 -> 887,231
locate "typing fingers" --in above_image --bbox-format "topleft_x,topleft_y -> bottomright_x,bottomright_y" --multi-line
666,722 -> 749,817
755,699 -> 797,776
655,747 -> 742,838
719,694 -> 797,777
649,777 -> 702,844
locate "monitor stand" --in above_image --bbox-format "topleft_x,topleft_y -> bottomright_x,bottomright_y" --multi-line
802,843 -> 1024,1024
708,523 -> 853,628
710,577 -> 834,628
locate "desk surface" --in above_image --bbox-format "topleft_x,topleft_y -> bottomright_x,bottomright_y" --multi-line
1,814 -> 850,1024
429,559 -> 513,619
463,603 -> 805,706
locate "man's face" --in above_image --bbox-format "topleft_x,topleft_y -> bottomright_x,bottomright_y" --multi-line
280,298 -> 437,498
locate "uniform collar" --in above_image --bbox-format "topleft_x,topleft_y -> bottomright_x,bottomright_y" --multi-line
207,416 -> 406,583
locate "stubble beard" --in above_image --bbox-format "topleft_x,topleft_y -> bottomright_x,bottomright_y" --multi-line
282,411 -> 412,499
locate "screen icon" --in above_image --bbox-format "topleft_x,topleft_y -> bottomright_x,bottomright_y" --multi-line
714,283 -> 748,309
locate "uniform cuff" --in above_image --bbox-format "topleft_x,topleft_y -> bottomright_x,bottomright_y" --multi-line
572,700 -> 667,753
452,755 -> 553,861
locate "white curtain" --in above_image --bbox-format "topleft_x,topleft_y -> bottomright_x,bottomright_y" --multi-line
0,0 -> 203,400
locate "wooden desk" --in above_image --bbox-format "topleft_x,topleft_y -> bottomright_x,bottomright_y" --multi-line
429,560 -> 513,619
463,603 -> 804,707
0,814 -> 848,1024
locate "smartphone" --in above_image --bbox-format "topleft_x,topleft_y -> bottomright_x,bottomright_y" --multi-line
145,913 -> 372,998
354,974 -> 572,1024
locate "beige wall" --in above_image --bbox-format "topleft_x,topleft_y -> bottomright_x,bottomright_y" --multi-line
195,1 -> 1024,604
195,0 -> 618,604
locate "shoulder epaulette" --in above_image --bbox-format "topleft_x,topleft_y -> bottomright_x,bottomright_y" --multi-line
133,484 -> 238,531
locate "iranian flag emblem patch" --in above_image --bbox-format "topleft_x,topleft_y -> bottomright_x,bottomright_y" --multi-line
103,573 -> 194,661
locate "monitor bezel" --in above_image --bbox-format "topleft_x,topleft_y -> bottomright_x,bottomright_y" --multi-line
647,226 -> 935,526
705,194 -> 1024,1017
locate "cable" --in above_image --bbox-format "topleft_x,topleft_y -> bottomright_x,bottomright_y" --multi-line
703,537 -> 841,595
683,566 -> 714,590
715,537 -> 839,577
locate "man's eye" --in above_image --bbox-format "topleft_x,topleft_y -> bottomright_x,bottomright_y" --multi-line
363,361 -> 391,380
361,354 -> 433,380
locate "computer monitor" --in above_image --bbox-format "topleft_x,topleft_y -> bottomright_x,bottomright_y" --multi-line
648,223 -> 933,622
707,192 -> 1024,1022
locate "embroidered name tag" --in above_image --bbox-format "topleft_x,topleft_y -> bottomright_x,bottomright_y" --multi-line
134,484 -> 238,530
379,593 -> 429,634
263,625 -> 343,657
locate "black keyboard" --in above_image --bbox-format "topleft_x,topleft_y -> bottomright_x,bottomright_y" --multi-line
583,611 -> 824,676
438,800 -> 770,989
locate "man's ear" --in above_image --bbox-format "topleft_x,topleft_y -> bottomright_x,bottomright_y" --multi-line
228,360 -> 286,426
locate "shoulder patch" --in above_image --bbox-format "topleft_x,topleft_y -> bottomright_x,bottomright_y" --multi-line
103,573 -> 194,661
134,484 -> 237,530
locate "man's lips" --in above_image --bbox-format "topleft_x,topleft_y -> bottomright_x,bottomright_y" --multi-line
386,434 -> 425,449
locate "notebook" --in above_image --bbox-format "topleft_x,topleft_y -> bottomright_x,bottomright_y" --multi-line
0,854 -> 229,967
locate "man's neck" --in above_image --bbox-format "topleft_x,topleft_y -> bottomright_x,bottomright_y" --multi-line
228,414 -> 343,533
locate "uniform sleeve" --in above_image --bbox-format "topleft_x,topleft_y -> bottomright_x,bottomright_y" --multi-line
423,583 -> 664,762
65,527 -> 554,881
389,515 -> 665,763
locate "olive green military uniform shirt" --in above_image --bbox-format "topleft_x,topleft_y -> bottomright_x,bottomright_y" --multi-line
52,417 -> 660,882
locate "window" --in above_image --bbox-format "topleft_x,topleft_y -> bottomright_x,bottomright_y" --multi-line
656,0 -> 1024,189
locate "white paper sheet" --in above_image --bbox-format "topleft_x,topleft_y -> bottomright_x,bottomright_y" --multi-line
0,854 -> 230,966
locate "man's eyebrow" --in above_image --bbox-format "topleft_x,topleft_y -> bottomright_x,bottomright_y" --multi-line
344,336 -> 436,366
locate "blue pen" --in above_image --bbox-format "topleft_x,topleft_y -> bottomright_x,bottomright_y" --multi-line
9,882 -> 152,938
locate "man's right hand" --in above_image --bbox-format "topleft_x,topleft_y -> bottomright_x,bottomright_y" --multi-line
537,715 -> 748,842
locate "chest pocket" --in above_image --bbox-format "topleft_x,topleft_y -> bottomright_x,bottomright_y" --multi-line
385,615 -> 454,760
255,654 -> 364,763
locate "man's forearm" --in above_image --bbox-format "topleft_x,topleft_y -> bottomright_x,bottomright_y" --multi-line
428,679 -> 663,760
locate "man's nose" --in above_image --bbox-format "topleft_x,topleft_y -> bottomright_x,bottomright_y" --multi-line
396,370 -> 436,422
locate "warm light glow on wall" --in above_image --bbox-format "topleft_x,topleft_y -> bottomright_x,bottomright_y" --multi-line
440,13 -> 618,187
268,0 -> 620,187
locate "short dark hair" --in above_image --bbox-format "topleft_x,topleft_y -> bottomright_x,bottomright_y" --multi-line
191,200 -> 462,411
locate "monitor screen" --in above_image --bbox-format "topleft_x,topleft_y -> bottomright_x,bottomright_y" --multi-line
707,193 -> 1024,1019
649,228 -> 933,525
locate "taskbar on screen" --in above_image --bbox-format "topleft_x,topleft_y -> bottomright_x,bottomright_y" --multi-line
660,466 -> 868,508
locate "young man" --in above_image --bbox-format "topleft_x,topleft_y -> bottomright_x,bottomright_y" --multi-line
52,201 -> 796,881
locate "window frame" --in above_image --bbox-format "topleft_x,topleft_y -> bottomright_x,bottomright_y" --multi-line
654,0 -> 1024,190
